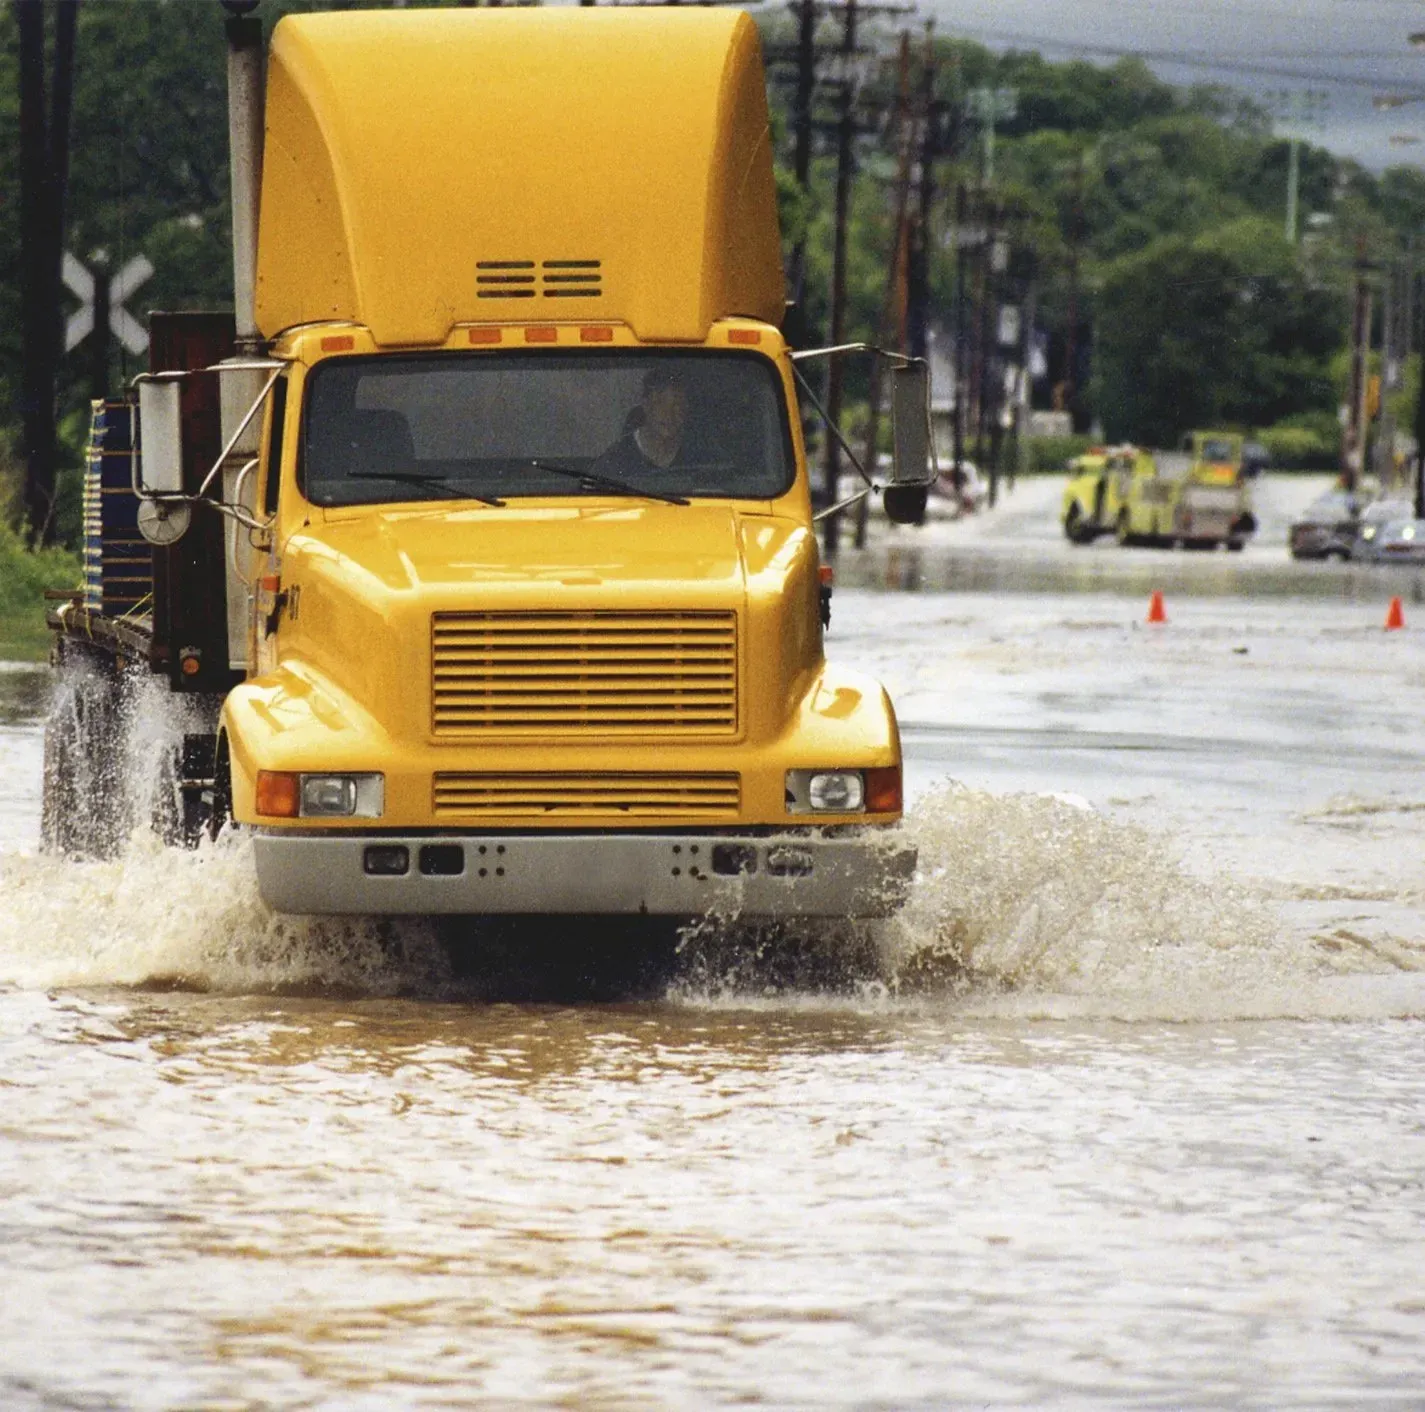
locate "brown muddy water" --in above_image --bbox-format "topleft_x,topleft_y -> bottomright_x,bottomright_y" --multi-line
3,582 -> 1425,1409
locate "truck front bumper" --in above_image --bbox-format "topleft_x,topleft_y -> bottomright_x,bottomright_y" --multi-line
251,830 -> 917,918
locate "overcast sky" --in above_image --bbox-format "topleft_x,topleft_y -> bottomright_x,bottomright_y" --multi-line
917,0 -> 1425,171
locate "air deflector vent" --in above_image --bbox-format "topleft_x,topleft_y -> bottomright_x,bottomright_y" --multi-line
476,260 -> 602,300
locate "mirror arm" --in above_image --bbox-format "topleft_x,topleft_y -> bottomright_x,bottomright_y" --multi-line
791,366 -> 877,491
790,342 -> 919,367
813,486 -> 875,524
196,362 -> 286,497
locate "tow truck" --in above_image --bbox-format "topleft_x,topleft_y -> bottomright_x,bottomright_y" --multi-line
1062,431 -> 1256,550
43,5 -> 928,924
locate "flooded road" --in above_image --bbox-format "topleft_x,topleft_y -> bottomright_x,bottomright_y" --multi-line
4,490 -> 1425,1407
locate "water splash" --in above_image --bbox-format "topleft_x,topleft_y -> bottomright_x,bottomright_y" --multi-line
0,834 -> 448,995
879,782 -> 1424,1020
2,765 -> 1421,1015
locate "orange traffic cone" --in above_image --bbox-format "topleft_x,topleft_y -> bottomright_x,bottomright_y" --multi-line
1147,590 -> 1167,624
1385,596 -> 1405,631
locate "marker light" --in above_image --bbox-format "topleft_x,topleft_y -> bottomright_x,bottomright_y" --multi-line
255,770 -> 300,818
864,766 -> 903,813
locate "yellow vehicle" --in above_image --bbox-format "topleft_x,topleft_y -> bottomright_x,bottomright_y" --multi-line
1060,445 -> 1146,543
46,8 -> 924,922
1062,432 -> 1255,550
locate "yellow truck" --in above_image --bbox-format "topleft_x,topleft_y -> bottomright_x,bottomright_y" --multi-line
45,8 -> 924,922
1061,432 -> 1256,550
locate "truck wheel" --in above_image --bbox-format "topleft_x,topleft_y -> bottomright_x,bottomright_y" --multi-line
1226,538 -> 1245,553
1115,510 -> 1139,548
151,741 -> 209,849
207,736 -> 234,843
1064,505 -> 1083,542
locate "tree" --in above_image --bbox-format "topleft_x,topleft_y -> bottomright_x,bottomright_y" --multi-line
11,0 -> 78,546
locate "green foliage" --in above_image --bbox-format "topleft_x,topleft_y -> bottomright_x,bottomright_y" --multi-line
0,518 -> 80,660
1092,217 -> 1342,444
2,2 -> 1424,479
1256,412 -> 1341,471
1025,434 -> 1097,473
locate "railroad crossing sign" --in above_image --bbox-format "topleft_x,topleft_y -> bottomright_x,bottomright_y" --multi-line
63,251 -> 152,355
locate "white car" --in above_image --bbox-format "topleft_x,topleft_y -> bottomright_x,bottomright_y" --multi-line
928,460 -> 987,517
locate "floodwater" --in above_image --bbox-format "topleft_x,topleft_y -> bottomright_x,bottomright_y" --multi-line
4,481 -> 1425,1408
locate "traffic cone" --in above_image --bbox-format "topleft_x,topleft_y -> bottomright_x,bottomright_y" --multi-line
1385,596 -> 1405,631
1147,590 -> 1167,624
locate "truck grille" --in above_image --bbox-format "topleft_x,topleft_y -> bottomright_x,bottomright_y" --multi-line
431,611 -> 738,736
432,771 -> 741,820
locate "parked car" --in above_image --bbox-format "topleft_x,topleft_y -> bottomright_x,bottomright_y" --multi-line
1352,500 -> 1416,563
1353,515 -> 1425,565
930,460 -> 988,516
1289,491 -> 1361,560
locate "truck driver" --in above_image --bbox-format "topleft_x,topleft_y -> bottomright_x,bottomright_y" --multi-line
597,366 -> 688,476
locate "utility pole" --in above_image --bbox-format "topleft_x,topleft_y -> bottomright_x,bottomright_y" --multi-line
1062,151 -> 1084,429
784,0 -> 817,346
820,0 -> 858,558
853,30 -> 916,548
967,86 -> 1016,186
1268,89 -> 1327,245
1343,239 -> 1372,493
904,23 -> 938,366
1415,257 -> 1425,518
952,181 -> 969,485
15,0 -> 80,548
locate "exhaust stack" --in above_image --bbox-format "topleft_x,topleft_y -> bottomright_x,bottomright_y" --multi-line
220,1 -> 267,671
224,3 -> 265,353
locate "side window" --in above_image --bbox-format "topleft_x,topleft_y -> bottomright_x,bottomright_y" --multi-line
263,375 -> 288,516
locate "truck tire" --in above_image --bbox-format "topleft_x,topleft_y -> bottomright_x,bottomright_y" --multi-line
1064,504 -> 1091,544
1226,538 -> 1245,553
1115,509 -> 1140,548
207,736 -> 234,843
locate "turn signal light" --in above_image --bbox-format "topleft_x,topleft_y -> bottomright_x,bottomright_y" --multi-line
864,766 -> 902,814
255,770 -> 300,818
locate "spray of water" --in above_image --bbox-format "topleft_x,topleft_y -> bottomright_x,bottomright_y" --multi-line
4,673 -> 1421,1015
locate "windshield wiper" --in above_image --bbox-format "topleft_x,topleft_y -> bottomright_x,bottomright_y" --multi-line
529,459 -> 689,507
348,470 -> 504,507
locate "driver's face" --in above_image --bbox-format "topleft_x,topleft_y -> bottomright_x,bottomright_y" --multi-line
644,385 -> 688,443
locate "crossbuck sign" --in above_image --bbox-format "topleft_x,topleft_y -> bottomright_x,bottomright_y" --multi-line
63,251 -> 152,355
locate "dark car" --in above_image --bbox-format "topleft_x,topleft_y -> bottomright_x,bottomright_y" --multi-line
1289,491 -> 1361,560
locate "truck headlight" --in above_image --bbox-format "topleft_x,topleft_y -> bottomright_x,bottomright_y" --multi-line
809,771 -> 864,811
785,767 -> 902,814
256,771 -> 384,818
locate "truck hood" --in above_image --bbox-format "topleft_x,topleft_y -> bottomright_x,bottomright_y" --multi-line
309,501 -> 751,603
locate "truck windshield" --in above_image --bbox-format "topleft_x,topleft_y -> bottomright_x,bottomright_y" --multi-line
302,350 -> 793,506
1200,438 -> 1236,463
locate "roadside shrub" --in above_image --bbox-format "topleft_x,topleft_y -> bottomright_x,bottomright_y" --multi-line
1026,433 -> 1097,473
0,520 -> 82,660
1257,412 -> 1340,471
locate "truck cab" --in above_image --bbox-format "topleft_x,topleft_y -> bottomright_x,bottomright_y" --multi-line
196,9 -> 912,918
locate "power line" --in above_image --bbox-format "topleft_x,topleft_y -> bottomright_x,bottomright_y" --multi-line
941,24 -> 1425,93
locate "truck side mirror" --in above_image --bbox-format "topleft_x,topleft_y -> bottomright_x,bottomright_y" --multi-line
885,360 -> 931,525
137,377 -> 186,494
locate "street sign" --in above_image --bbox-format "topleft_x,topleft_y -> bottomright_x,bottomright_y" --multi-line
63,252 -> 152,355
